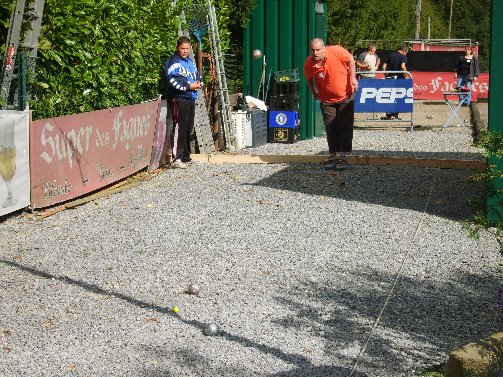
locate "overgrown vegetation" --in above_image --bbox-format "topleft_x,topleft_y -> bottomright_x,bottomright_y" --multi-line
29,0 -> 193,119
464,131 -> 503,252
0,0 -> 255,119
0,0 -> 491,118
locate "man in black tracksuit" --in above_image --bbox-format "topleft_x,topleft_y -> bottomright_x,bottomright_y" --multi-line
165,36 -> 202,169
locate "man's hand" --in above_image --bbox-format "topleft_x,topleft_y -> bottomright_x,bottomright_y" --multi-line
350,77 -> 358,93
190,81 -> 202,90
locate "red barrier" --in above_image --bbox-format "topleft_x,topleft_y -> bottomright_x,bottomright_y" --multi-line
30,100 -> 159,209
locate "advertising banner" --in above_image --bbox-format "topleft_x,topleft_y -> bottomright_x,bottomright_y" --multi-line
355,79 -> 413,113
30,100 -> 160,209
0,110 -> 30,217
411,72 -> 489,101
148,100 -> 172,170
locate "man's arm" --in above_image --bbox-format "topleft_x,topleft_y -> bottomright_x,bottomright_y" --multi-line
306,78 -> 319,100
355,52 -> 368,70
348,56 -> 358,92
400,61 -> 410,78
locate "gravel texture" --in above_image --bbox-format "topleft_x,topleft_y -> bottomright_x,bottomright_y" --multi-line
0,102 -> 501,377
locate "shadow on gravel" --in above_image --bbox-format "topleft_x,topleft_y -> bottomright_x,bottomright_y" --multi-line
139,347 -> 354,377
1,258 -> 318,374
271,268 -> 502,375
1,261 -> 500,375
249,163 -> 483,221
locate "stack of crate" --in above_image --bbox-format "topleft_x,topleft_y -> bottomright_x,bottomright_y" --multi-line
268,69 -> 300,143
230,108 -> 268,149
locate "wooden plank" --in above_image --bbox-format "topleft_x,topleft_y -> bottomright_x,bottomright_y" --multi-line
191,153 -> 486,170
34,174 -> 152,220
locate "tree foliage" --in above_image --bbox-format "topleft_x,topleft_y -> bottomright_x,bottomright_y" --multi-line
0,0 -> 247,119
327,0 -> 490,70
29,0 -> 190,119
0,0 -> 490,118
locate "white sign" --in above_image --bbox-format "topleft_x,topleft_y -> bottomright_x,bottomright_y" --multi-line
0,110 -> 30,217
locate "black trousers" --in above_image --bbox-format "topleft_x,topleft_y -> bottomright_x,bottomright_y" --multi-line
385,75 -> 404,118
320,95 -> 355,153
171,98 -> 195,161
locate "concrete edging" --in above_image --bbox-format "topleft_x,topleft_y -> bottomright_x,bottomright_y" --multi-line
446,332 -> 503,377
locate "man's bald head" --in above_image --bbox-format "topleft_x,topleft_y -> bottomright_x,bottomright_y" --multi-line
310,38 -> 326,62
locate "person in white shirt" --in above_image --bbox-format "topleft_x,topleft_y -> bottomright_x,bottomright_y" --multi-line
356,44 -> 380,79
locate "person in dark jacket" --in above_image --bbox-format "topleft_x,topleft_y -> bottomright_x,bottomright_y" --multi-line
454,45 -> 480,106
165,36 -> 202,168
381,43 -> 409,120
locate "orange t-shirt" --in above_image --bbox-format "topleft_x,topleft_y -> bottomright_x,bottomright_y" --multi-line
303,45 -> 352,103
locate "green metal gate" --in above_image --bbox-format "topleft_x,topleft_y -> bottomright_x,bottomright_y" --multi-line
243,0 -> 327,139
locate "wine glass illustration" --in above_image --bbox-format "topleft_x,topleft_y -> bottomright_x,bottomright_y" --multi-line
0,118 -> 17,208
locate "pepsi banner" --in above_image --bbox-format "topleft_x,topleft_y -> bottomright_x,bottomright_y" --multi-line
355,79 -> 413,113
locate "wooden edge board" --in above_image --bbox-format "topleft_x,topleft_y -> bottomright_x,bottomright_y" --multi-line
192,154 -> 486,170
34,175 -> 151,220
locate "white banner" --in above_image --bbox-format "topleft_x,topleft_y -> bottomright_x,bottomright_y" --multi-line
0,110 -> 30,217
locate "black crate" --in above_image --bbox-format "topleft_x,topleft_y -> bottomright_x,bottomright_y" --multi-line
271,82 -> 299,96
268,127 -> 299,144
273,69 -> 299,83
268,95 -> 299,111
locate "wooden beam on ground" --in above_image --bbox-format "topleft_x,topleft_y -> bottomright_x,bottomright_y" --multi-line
34,174 -> 153,220
191,154 -> 486,170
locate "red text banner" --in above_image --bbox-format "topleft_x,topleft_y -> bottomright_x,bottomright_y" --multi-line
371,72 -> 489,101
411,72 -> 489,101
30,100 -> 159,209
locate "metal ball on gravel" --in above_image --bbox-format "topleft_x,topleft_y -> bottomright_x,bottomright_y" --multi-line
204,323 -> 219,336
187,283 -> 200,296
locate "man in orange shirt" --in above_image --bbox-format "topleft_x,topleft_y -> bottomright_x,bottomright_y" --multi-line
304,38 -> 358,170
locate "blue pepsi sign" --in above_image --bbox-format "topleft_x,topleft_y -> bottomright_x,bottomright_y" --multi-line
355,79 -> 413,113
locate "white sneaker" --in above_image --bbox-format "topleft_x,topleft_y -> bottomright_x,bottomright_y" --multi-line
171,160 -> 187,169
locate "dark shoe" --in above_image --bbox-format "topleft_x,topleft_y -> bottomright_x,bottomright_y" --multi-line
322,156 -> 337,165
324,160 -> 337,169
335,158 -> 349,171
181,157 -> 192,163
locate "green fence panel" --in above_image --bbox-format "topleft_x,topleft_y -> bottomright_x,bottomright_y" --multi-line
488,1 -> 503,222
243,0 -> 327,140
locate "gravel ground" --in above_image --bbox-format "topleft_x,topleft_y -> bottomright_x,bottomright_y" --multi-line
236,101 -> 481,161
0,102 -> 501,377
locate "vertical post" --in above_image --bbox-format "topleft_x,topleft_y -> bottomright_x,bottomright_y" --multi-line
17,51 -> 26,110
1,0 -> 27,106
448,0 -> 454,39
414,0 -> 421,40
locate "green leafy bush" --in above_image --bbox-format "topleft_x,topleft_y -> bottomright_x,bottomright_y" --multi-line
464,130 -> 503,252
29,0 -> 190,119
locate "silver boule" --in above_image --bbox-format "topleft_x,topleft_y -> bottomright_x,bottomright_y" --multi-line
187,283 -> 201,296
204,322 -> 219,336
